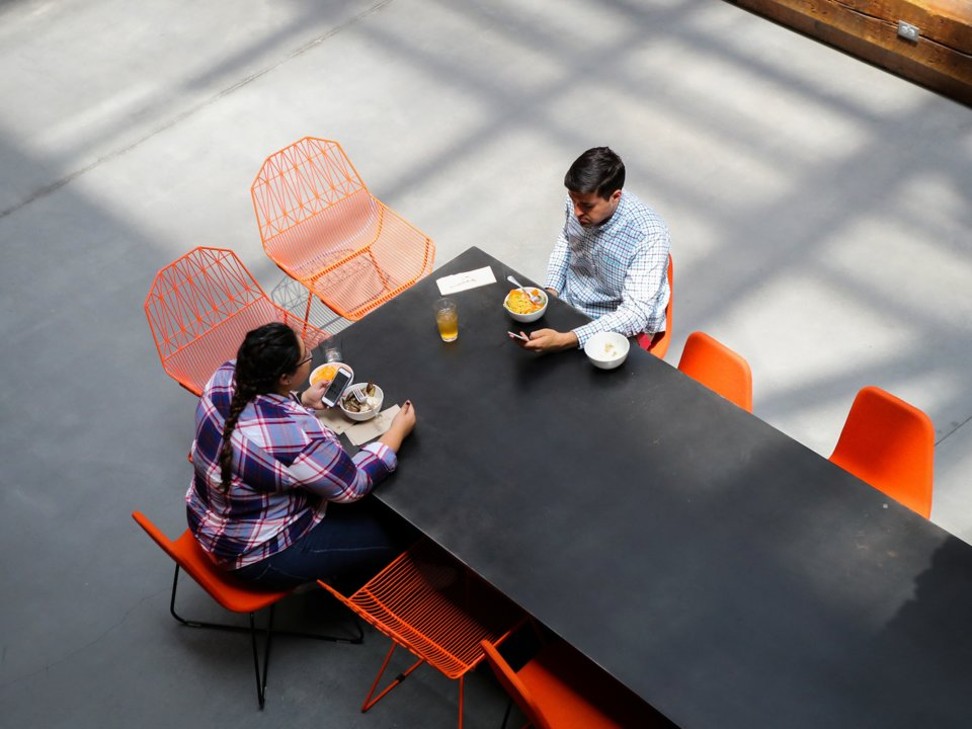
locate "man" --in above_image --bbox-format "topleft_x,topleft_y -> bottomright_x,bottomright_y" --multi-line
520,147 -> 671,353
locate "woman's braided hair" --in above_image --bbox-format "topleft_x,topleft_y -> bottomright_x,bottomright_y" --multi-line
218,322 -> 302,491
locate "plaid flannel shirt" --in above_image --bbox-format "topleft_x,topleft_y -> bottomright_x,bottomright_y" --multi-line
186,361 -> 397,569
544,191 -> 671,347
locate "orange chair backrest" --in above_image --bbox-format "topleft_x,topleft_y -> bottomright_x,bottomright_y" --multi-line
251,137 -> 368,243
144,246 -> 329,395
480,640 -> 555,729
250,137 -> 436,321
829,386 -> 935,518
638,254 -> 673,359
132,511 -> 287,613
677,331 -> 753,412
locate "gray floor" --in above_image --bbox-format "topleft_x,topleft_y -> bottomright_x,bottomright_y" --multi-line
1,1 -> 970,727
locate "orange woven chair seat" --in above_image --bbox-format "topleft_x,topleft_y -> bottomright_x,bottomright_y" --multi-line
318,539 -> 524,728
251,137 -> 435,321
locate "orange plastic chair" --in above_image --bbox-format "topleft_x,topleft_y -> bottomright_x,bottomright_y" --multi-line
317,539 -> 524,729
829,386 -> 935,518
636,254 -> 673,359
480,634 -> 670,729
132,511 -> 361,709
144,246 -> 331,396
251,137 -> 435,322
677,331 -> 753,412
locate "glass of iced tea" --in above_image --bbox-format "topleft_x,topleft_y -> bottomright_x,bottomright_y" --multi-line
434,298 -> 459,342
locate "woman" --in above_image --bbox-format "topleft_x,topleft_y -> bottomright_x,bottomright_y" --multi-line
186,322 -> 417,590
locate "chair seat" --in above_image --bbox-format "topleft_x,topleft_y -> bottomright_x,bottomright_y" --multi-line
518,641 -> 662,728
336,542 -> 522,679
167,529 -> 289,614
252,137 -> 435,322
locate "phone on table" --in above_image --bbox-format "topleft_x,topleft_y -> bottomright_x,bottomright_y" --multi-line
320,366 -> 354,407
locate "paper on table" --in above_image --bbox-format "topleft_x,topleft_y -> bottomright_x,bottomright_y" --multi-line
346,405 -> 401,446
317,407 -> 352,434
317,405 -> 401,445
436,266 -> 496,295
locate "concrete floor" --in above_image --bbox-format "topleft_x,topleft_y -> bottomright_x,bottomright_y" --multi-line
1,0 -> 969,727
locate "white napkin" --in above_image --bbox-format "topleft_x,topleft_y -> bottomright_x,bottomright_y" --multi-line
436,266 -> 496,295
317,405 -> 401,446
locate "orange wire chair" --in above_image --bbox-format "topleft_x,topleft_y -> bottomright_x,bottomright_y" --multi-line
144,246 -> 331,396
251,137 -> 435,322
132,511 -> 361,709
317,539 -> 525,729
636,254 -> 674,359
480,632 -> 670,729
829,386 -> 935,518
677,331 -> 753,412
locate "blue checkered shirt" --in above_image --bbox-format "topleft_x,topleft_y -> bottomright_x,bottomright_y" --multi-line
186,361 -> 397,569
544,191 -> 671,347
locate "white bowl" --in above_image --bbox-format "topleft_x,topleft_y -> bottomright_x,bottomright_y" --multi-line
503,287 -> 549,323
310,362 -> 353,387
339,383 -> 384,421
584,331 -> 630,370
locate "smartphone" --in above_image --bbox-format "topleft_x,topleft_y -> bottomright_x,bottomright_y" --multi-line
507,331 -> 529,342
321,366 -> 354,407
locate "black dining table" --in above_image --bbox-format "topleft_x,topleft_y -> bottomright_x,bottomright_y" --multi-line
318,246 -> 972,728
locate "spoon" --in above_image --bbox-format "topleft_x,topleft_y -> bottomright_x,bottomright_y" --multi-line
507,275 -> 543,304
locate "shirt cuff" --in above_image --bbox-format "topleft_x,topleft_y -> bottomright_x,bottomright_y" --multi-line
358,441 -> 398,472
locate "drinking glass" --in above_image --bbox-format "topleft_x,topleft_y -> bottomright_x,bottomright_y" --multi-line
434,298 -> 459,342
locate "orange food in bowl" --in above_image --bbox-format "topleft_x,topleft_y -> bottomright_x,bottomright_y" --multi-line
310,364 -> 339,386
505,289 -> 544,314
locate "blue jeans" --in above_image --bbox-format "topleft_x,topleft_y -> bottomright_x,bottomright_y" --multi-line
232,500 -> 416,592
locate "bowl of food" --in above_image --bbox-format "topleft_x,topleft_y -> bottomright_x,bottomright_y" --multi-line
584,331 -> 630,370
339,382 -> 384,422
503,287 -> 548,323
310,362 -> 353,388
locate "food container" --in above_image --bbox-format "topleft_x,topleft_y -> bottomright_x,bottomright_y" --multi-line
503,288 -> 548,323
339,382 -> 384,422
310,362 -> 353,387
584,331 -> 630,370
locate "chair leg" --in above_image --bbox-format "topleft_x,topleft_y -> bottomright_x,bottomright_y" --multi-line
458,674 -> 465,729
360,642 -> 426,713
500,698 -> 513,729
250,607 -> 274,709
166,565 -> 364,709
168,565 -> 362,642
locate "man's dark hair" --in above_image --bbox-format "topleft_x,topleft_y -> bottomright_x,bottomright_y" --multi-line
564,147 -> 625,199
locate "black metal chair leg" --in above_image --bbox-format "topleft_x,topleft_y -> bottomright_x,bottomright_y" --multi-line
166,564 -> 364,709
250,607 -> 274,710
500,697 -> 514,729
168,565 -> 361,642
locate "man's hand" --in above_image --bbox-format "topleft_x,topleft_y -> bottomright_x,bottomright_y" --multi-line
518,328 -> 579,353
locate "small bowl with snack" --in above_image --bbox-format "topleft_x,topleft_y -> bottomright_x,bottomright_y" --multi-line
310,362 -> 354,388
339,382 -> 384,422
584,331 -> 630,370
503,287 -> 548,323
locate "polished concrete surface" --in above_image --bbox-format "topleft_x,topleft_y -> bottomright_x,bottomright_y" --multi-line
1,0 -> 970,726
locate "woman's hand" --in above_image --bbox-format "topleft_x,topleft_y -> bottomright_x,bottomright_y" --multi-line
300,381 -> 328,409
379,400 -> 416,452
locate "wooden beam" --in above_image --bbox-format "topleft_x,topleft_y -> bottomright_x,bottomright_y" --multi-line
727,0 -> 972,105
